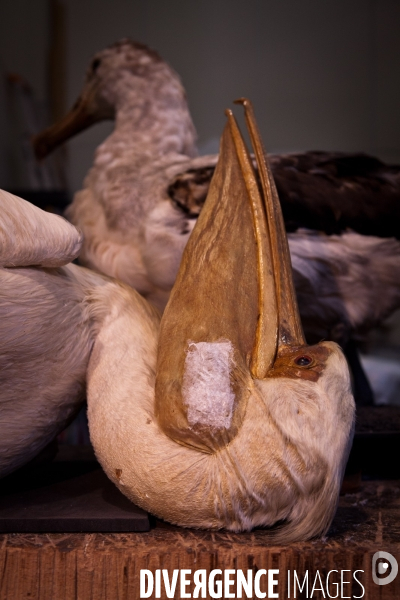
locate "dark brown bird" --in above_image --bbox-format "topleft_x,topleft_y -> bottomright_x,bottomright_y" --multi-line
169,151 -> 400,239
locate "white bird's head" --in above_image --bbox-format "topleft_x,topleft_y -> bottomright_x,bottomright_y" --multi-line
33,39 -> 189,159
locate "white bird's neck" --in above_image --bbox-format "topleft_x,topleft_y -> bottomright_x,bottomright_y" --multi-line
103,75 -> 198,160
85,281 -> 211,524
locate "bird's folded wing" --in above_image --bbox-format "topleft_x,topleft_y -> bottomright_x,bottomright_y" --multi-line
0,190 -> 83,267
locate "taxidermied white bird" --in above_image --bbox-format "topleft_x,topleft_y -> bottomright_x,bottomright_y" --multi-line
0,188 -> 160,478
34,40 -> 199,311
0,189 -> 89,476
1,102 -> 355,542
33,40 -> 400,314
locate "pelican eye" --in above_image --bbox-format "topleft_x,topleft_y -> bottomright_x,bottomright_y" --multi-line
294,355 -> 313,367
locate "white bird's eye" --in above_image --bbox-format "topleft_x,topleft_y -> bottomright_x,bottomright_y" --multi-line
91,58 -> 101,73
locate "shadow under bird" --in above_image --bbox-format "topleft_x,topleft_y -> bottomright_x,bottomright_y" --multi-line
32,40 -> 400,404
1,102 -> 354,541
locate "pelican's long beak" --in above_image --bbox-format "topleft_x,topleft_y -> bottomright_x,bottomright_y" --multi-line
156,100 -> 306,453
33,82 -> 114,160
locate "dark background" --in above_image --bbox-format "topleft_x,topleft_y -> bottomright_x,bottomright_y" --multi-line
1,0 -> 399,193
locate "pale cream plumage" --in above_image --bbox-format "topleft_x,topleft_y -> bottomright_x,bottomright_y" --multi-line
1,103 -> 355,543
0,189 -> 90,476
0,189 -> 157,477
35,40 -> 201,312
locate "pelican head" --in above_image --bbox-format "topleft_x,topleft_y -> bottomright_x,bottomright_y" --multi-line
88,100 -> 354,541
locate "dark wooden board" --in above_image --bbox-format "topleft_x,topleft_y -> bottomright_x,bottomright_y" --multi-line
0,462 -> 149,533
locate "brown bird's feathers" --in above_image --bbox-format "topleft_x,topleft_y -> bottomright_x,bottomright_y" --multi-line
169,151 -> 400,236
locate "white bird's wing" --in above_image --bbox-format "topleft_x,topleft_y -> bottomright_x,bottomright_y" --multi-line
0,190 -> 83,268
289,230 -> 400,342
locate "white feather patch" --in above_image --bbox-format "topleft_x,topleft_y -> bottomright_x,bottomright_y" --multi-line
182,340 -> 235,429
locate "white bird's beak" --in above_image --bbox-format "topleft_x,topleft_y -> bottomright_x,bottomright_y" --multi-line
33,80 -> 114,160
155,99 -> 329,454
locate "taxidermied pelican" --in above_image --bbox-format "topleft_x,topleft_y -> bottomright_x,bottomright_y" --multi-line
89,101 -> 355,538
33,40 -> 400,313
2,102 -> 355,542
0,187 -> 159,478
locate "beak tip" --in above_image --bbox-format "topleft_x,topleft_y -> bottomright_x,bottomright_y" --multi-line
234,97 -> 250,108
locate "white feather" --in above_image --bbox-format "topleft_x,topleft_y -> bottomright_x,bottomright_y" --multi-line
290,230 -> 400,343
0,189 -> 82,267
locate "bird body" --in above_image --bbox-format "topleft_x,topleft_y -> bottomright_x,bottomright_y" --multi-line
72,151 -> 215,310
89,103 -> 355,540
33,40 -> 200,311
289,230 -> 400,345
89,306 -> 353,536
0,189 -> 91,476
0,188 -> 160,478
1,262 -> 93,476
